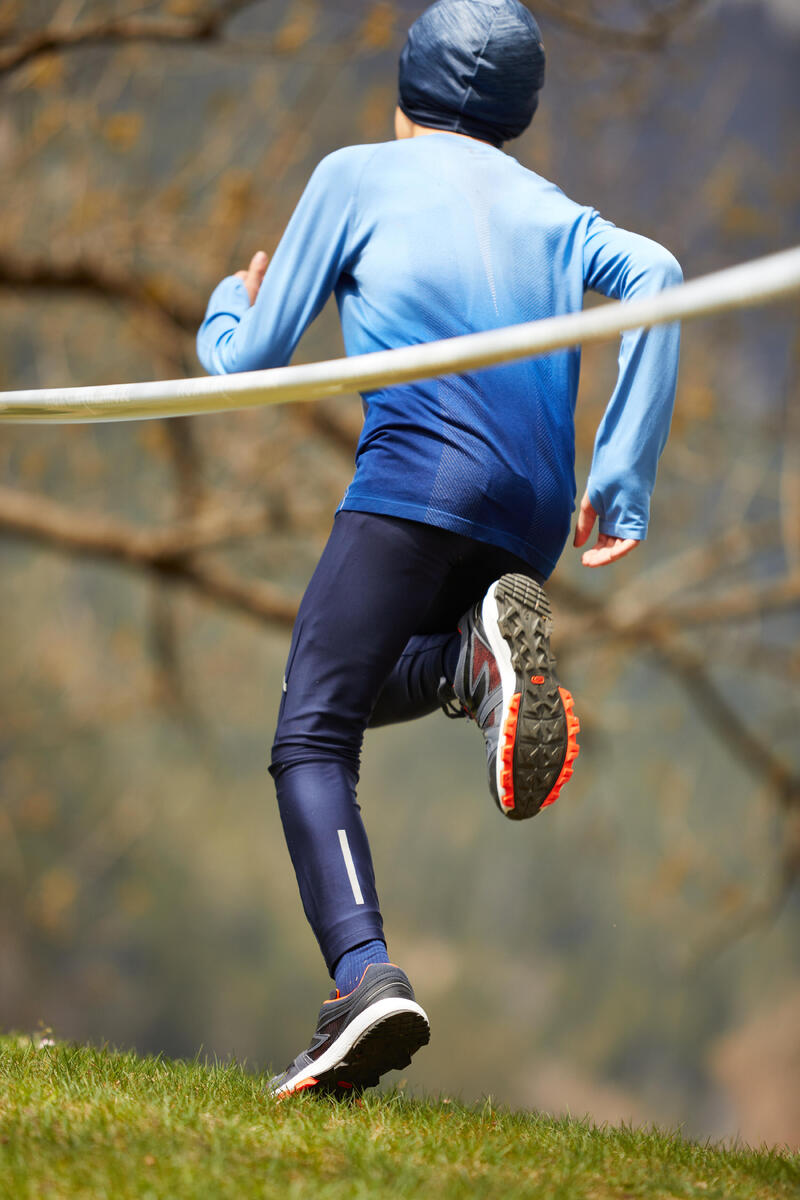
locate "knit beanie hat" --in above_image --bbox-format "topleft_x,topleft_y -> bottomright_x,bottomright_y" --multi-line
398,0 -> 545,147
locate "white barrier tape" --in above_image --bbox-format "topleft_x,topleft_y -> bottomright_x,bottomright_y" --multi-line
1,246 -> 798,424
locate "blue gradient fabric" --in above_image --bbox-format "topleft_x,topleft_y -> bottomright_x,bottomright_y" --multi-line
197,135 -> 682,577
398,0 -> 545,146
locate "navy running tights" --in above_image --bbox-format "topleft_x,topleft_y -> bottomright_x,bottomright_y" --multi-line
269,510 -> 539,975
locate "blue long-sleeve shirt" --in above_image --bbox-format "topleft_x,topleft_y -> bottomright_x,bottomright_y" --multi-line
198,134 -> 681,577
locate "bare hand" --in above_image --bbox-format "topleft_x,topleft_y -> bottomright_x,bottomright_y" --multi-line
573,490 -> 640,568
235,250 -> 269,305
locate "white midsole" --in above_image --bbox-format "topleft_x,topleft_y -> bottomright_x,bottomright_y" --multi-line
273,996 -> 429,1095
481,582 -> 518,810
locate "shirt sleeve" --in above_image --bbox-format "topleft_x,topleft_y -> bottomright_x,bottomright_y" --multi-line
196,149 -> 362,376
582,211 -> 682,540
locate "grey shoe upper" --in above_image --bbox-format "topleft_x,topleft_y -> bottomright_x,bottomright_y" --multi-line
453,596 -> 504,801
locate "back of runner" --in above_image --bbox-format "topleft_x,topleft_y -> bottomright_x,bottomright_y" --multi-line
197,0 -> 682,1096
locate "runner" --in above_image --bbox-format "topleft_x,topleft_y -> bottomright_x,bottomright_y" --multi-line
197,0 -> 681,1096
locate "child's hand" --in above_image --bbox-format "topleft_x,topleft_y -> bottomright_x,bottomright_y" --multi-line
573,491 -> 640,568
235,250 -> 269,305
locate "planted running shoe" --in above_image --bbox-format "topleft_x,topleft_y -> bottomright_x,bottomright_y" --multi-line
453,573 -> 579,821
268,963 -> 430,1097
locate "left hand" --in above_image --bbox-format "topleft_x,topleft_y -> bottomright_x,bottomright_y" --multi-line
573,490 -> 640,568
235,249 -> 269,305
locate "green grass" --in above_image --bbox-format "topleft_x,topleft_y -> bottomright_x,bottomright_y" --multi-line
1,1035 -> 797,1199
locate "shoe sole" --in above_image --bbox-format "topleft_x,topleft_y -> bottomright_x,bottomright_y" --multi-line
271,998 -> 430,1097
483,574 -> 580,820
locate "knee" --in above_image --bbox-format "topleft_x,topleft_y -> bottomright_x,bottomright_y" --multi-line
270,735 -> 362,779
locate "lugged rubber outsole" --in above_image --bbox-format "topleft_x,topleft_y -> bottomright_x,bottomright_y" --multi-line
494,574 -> 580,821
319,1009 -> 431,1090
276,1005 -> 430,1097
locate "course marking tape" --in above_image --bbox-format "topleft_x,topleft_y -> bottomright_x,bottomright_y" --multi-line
1,246 -> 798,424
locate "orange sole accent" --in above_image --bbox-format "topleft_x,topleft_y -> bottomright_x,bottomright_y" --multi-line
276,1075 -> 320,1101
499,692 -> 521,812
540,687 -> 580,810
530,675 -> 545,685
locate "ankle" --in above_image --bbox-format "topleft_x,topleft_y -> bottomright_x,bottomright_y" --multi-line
333,939 -> 390,995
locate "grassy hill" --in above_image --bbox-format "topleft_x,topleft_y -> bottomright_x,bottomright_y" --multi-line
1,1035 -> 797,1199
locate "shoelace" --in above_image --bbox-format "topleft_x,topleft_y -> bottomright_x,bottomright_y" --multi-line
437,677 -> 469,720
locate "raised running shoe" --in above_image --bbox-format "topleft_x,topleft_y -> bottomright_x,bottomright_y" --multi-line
453,573 -> 580,821
268,963 -> 430,1097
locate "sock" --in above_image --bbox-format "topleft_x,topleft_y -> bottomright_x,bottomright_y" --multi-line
333,939 -> 390,996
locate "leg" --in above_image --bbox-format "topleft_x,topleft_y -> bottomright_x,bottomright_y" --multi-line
367,633 -> 458,727
270,511 -> 465,975
267,517 -> 578,1096
368,545 -> 544,728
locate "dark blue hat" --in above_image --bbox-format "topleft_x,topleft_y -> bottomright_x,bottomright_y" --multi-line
398,0 -> 545,147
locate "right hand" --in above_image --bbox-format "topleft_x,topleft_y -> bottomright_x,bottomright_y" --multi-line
235,250 -> 269,305
573,491 -> 640,568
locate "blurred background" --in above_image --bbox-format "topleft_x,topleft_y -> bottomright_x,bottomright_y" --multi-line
0,0 -> 798,1149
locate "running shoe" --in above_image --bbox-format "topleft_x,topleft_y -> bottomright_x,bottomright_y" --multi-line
268,963 -> 430,1097
453,573 -> 580,821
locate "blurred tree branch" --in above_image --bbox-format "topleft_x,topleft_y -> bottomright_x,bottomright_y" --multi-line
0,0 -> 266,79
0,483 -> 271,557
0,0 -> 716,82
0,251 -> 201,333
0,483 -> 297,627
659,574 -> 800,628
656,641 -> 800,817
0,0 -> 403,81
604,521 -> 779,625
528,0 -> 709,49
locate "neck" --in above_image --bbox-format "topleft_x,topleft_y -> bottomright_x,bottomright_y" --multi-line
394,106 -> 495,146
412,124 -> 486,143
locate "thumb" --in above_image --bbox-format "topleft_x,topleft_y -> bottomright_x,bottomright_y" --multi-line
573,491 -> 597,548
245,250 -> 269,304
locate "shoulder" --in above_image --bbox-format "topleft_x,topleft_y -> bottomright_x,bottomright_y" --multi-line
301,143 -> 390,210
311,142 -> 389,183
503,154 -> 593,218
587,210 -> 683,280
